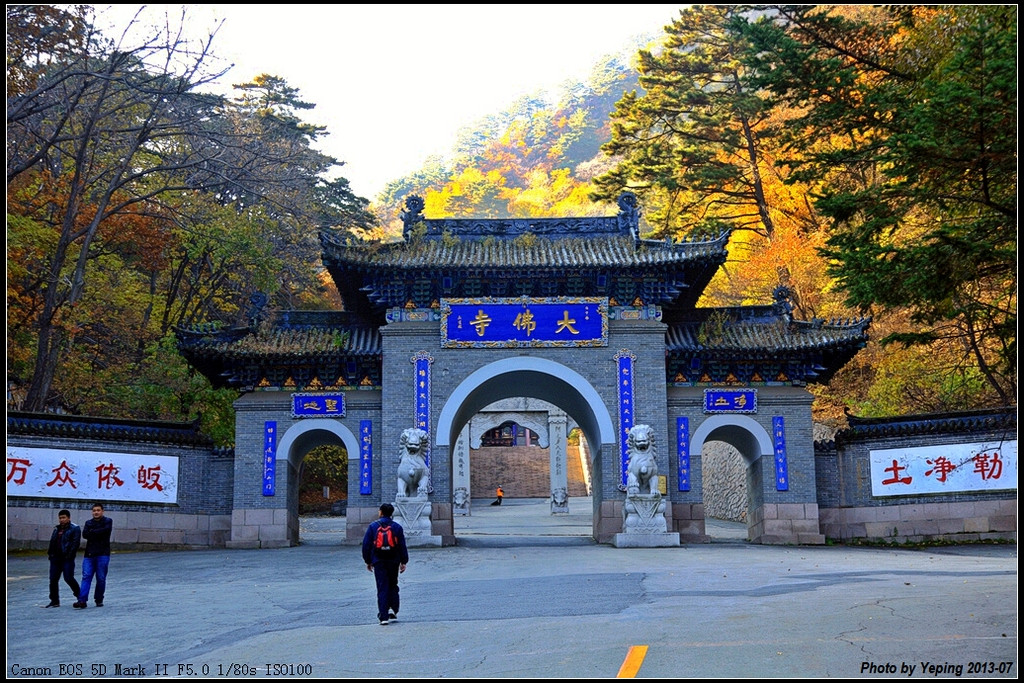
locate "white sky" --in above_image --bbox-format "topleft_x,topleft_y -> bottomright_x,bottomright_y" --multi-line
97,4 -> 686,201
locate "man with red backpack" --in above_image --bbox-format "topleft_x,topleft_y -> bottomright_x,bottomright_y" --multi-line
361,503 -> 409,625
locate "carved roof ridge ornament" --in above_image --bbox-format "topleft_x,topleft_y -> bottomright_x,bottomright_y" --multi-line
617,191 -> 639,240
401,195 -> 426,241
399,191 -> 642,241
247,291 -> 269,329
771,284 -> 794,321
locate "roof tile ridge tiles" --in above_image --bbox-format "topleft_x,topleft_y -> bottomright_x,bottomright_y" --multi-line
7,412 -> 213,445
834,407 -> 1016,442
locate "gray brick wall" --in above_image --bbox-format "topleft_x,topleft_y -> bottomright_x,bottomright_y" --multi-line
823,427 -> 1014,508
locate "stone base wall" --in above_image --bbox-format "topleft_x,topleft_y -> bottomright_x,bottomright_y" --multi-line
225,508 -> 291,549
346,505 -> 379,543
7,506 -> 232,550
820,500 -> 1016,543
595,499 -> 624,544
670,502 -> 709,543
344,504 -> 456,546
749,503 -> 825,545
431,502 -> 455,545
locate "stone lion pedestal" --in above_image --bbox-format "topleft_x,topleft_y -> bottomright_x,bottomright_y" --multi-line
394,494 -> 442,547
613,492 -> 680,548
393,427 -> 442,546
613,424 -> 680,547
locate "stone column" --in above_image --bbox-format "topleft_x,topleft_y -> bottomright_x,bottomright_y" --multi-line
548,409 -> 569,513
452,425 -> 471,515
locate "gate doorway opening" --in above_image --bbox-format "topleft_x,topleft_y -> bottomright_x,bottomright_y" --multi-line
692,414 -> 775,543
277,420 -> 359,547
296,444 -> 349,546
452,401 -> 595,544
437,357 -> 615,544
701,441 -> 750,542
298,444 -> 348,516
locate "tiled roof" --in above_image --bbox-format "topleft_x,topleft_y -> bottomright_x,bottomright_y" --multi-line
835,407 -> 1016,442
321,232 -> 730,317
178,325 -> 381,359
175,314 -> 382,390
666,317 -> 871,355
321,233 -> 729,270
176,311 -> 382,359
663,306 -> 871,384
7,411 -> 213,445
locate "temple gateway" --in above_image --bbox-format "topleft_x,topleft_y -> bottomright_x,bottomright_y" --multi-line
176,194 -> 872,547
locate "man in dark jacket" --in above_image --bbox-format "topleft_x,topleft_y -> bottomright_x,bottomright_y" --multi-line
74,503 -> 112,608
361,503 -> 409,625
45,509 -> 81,607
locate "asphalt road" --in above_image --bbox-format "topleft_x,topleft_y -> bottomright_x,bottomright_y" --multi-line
6,498 -> 1017,679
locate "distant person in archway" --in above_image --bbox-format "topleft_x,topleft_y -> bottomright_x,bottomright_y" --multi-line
491,485 -> 504,506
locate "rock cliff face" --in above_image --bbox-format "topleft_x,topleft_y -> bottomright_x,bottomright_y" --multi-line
702,443 -> 748,522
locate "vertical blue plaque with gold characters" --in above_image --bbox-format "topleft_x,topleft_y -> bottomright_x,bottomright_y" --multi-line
412,352 -> 433,467
677,417 -> 691,491
615,350 -> 636,489
773,416 -> 789,491
359,420 -> 372,495
263,421 -> 276,496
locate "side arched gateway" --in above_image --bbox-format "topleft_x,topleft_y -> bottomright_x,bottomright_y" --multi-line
690,412 -> 820,545
276,419 -> 359,546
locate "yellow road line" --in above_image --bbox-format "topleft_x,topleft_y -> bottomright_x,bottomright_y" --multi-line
616,645 -> 648,678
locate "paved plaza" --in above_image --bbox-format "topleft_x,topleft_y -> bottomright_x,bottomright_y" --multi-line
6,498 -> 1017,678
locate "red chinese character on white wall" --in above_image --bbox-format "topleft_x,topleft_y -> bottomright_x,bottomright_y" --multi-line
972,451 -> 1004,481
925,456 -> 957,483
7,457 -> 31,485
47,460 -> 78,488
137,465 -> 164,491
881,459 -> 912,485
95,462 -> 124,489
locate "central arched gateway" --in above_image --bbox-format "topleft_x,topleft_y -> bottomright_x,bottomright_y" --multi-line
176,194 -> 870,547
436,357 -> 615,455
435,357 -> 615,536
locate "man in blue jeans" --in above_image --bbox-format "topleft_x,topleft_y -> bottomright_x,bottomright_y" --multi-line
74,503 -> 112,609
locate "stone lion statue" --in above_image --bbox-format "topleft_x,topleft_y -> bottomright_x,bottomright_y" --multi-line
396,427 -> 430,497
625,424 -> 658,496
